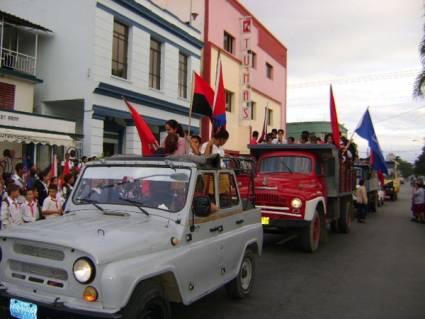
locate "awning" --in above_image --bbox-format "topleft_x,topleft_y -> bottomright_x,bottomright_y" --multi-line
0,128 -> 74,148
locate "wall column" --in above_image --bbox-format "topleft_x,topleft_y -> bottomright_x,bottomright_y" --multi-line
125,125 -> 142,155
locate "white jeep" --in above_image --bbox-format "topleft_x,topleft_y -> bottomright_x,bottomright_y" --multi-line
0,155 -> 262,319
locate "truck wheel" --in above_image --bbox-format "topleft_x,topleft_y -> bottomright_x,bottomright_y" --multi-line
338,201 -> 352,234
226,249 -> 256,299
301,210 -> 320,253
122,281 -> 171,319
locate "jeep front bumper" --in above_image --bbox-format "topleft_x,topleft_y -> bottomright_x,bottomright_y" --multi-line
0,290 -> 122,319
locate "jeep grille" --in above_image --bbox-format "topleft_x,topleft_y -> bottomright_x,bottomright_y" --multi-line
13,243 -> 65,261
9,260 -> 68,281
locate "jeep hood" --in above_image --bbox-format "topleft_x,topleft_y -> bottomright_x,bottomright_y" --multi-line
0,212 -> 179,264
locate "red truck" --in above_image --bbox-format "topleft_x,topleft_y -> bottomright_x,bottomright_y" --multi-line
249,144 -> 356,252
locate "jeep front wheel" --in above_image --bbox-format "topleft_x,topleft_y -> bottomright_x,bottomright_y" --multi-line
226,249 -> 256,299
122,281 -> 171,319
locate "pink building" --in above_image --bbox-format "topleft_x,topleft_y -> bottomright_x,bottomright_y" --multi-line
154,0 -> 287,152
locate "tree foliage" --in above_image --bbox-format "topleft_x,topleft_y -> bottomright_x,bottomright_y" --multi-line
414,146 -> 425,176
395,156 -> 414,177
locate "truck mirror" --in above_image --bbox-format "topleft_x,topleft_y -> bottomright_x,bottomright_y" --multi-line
192,196 -> 212,217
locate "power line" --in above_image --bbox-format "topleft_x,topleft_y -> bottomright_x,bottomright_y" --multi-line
288,69 -> 420,89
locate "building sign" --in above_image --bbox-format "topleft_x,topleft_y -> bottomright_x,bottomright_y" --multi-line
0,110 -> 75,134
240,16 -> 252,122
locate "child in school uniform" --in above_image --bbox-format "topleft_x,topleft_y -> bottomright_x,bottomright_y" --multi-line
22,188 -> 40,223
1,183 -> 23,229
42,184 -> 64,219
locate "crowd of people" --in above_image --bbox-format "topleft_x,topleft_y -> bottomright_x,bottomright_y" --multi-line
0,149 -> 89,230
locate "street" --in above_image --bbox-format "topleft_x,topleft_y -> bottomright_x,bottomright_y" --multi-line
173,185 -> 425,319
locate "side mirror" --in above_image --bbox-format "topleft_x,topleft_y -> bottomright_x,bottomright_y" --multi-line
192,196 -> 211,217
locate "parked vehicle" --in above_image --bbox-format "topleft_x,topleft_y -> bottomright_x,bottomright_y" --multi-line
384,160 -> 400,200
353,160 -> 379,212
0,155 -> 263,319
249,144 -> 356,252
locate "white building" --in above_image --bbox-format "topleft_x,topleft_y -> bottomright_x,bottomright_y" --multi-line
1,0 -> 203,157
0,10 -> 76,172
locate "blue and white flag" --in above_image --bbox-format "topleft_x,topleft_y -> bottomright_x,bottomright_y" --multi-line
355,109 -> 388,174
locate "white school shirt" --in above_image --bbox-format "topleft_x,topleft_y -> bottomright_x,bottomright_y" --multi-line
200,142 -> 225,157
42,196 -> 64,218
1,197 -> 23,229
22,200 -> 40,223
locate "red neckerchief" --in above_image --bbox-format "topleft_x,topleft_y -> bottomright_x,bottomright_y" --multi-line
51,197 -> 60,211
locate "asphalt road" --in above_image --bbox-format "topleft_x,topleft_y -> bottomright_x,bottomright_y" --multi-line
173,185 -> 425,319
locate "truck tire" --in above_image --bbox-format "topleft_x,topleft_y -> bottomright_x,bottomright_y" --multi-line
300,210 -> 321,252
226,249 -> 256,299
122,280 -> 171,319
338,200 -> 352,234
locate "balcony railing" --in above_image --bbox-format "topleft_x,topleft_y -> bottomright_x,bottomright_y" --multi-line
1,48 -> 36,75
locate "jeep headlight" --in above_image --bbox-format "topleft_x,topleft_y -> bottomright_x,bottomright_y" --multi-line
73,258 -> 95,284
291,198 -> 303,209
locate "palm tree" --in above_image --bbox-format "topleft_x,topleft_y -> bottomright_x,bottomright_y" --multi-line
414,19 -> 425,97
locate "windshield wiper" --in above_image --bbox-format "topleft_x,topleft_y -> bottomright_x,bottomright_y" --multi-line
77,198 -> 104,212
281,160 -> 293,174
118,197 -> 150,216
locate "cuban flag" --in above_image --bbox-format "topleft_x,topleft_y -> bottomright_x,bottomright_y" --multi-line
355,109 -> 388,174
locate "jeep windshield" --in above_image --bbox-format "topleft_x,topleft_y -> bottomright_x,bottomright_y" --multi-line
260,156 -> 312,174
73,165 -> 191,212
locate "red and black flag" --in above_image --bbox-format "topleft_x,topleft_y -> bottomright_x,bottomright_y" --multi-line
191,73 -> 214,117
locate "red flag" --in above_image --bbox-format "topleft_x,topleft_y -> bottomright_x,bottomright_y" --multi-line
330,85 -> 341,149
257,106 -> 269,143
212,61 -> 226,128
192,73 -> 214,117
124,98 -> 158,156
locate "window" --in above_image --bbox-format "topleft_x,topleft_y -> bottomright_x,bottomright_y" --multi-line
219,173 -> 240,208
223,32 -> 234,54
112,20 -> 129,79
0,82 -> 15,110
225,90 -> 233,112
149,39 -> 162,90
178,53 -> 188,98
266,62 -> 273,79
195,173 -> 216,205
260,156 -> 312,174
248,101 -> 256,120
250,51 -> 257,68
267,108 -> 273,126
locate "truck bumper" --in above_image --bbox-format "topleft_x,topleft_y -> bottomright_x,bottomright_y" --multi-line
263,219 -> 310,231
0,290 -> 122,319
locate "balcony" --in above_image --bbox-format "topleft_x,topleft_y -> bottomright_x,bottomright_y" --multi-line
1,47 -> 36,75
0,10 -> 51,77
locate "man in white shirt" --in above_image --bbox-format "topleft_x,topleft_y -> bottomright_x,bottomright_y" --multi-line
42,185 -> 64,219
272,129 -> 287,144
1,184 -> 23,229
12,163 -> 25,190
200,129 -> 229,157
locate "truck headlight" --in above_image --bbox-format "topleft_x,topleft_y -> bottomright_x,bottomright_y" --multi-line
291,198 -> 302,209
73,258 -> 95,284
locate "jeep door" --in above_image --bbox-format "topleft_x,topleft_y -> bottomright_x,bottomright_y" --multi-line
188,172 -> 224,297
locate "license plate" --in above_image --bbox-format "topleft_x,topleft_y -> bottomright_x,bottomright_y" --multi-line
10,298 -> 38,319
261,216 -> 270,225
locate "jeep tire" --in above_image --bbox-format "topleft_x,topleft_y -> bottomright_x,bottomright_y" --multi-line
122,280 -> 171,319
226,249 -> 256,299
301,210 -> 321,253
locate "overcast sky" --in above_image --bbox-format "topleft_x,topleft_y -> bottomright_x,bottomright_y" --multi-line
241,0 -> 424,162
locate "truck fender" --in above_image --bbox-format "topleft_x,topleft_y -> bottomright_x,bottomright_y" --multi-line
304,197 -> 326,221
229,238 -> 262,283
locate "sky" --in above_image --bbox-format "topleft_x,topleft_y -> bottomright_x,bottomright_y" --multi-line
241,0 -> 425,162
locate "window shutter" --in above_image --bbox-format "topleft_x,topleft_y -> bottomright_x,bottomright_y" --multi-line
0,82 -> 15,110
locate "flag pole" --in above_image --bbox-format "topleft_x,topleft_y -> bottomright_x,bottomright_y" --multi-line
187,71 -> 196,148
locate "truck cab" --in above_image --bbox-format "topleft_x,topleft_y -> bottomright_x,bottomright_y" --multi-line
0,155 -> 262,319
384,160 -> 400,200
250,144 -> 355,252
